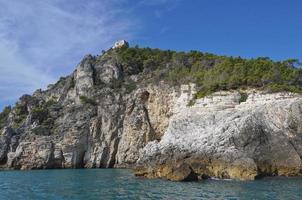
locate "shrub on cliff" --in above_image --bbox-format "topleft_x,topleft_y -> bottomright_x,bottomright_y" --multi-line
31,107 -> 48,124
125,80 -> 137,93
13,103 -> 28,127
30,99 -> 59,128
79,95 -> 97,106
0,106 -> 11,130
265,83 -> 302,93
239,92 -> 248,103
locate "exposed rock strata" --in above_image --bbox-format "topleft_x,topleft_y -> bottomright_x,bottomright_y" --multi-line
135,91 -> 302,181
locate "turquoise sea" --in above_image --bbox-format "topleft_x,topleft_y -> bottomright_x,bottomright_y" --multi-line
0,169 -> 301,200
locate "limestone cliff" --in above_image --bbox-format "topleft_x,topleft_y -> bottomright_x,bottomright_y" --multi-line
1,41 -> 302,182
0,42 -> 178,170
135,90 -> 302,181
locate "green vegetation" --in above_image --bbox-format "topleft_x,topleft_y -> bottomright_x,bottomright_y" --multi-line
115,46 -> 302,98
11,98 -> 58,129
187,100 -> 195,107
44,98 -> 57,107
53,76 -> 75,90
239,92 -> 248,103
30,98 -> 59,129
0,106 -> 11,130
31,107 -> 48,124
265,83 -> 302,93
13,103 -> 28,127
116,46 -> 175,75
109,78 -> 123,89
125,80 -> 137,93
79,95 -> 97,105
54,77 -> 67,88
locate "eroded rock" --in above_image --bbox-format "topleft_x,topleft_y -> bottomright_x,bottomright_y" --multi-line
135,91 -> 302,181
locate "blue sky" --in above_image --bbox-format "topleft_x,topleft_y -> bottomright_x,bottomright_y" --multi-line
0,0 -> 301,110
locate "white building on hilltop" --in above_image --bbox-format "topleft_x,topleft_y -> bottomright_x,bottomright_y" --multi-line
112,40 -> 129,49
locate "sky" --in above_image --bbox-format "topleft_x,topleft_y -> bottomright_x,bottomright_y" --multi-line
0,0 -> 301,110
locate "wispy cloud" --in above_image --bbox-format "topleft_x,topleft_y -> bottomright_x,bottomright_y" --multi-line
139,0 -> 177,6
0,0 -> 137,107
139,0 -> 182,17
0,0 -> 182,109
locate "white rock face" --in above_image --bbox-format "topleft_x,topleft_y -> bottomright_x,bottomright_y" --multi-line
94,62 -> 122,84
74,55 -> 94,96
136,90 -> 302,181
173,84 -> 196,114
193,91 -> 240,110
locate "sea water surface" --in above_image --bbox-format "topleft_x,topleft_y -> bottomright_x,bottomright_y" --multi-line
0,169 -> 302,200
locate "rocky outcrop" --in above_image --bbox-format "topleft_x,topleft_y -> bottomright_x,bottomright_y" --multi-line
135,91 -> 302,181
0,128 -> 17,165
1,41 -> 302,182
0,41 -> 178,170
0,82 -> 177,170
115,90 -> 154,167
75,55 -> 95,96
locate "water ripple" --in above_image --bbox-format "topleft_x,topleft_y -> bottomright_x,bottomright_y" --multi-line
0,169 -> 302,200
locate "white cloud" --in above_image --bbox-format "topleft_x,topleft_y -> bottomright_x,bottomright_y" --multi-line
0,0 -> 137,106
0,38 -> 53,101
